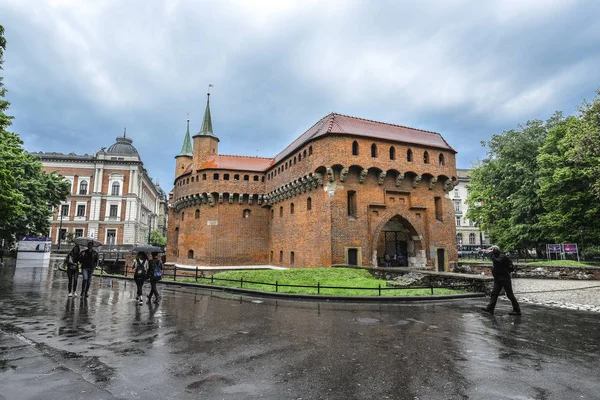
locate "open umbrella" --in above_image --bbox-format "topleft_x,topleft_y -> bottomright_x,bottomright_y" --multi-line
73,237 -> 103,247
132,245 -> 163,253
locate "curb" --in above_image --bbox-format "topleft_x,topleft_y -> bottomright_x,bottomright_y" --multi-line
80,269 -> 487,303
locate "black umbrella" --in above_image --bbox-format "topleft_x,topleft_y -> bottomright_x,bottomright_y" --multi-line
132,245 -> 163,253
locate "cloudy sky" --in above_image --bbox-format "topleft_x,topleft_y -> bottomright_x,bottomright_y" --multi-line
2,0 -> 600,189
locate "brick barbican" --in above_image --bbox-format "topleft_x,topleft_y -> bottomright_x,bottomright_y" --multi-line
169,93 -> 459,269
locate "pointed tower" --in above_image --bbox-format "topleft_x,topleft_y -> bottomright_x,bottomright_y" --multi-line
174,117 -> 193,179
192,90 -> 219,168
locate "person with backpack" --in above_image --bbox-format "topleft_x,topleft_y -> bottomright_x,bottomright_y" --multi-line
146,251 -> 163,304
132,252 -> 148,304
79,241 -> 99,298
65,244 -> 81,297
481,245 -> 521,315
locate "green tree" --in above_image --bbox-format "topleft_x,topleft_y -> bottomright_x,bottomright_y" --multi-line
149,229 -> 166,247
466,118 -> 554,252
0,25 -> 70,246
537,115 -> 600,245
572,89 -> 600,198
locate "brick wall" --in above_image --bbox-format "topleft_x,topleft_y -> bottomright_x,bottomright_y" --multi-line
169,132 -> 458,268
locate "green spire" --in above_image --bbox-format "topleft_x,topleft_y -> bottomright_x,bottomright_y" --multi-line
194,91 -> 216,138
176,117 -> 193,157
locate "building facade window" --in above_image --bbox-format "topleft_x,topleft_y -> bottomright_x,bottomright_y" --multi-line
79,181 -> 88,194
439,154 -> 445,166
290,203 -> 294,214
407,149 -> 413,162
279,206 -> 283,217
234,174 -> 239,180
195,209 -> 200,219
61,204 -> 69,217
213,173 -> 219,180
469,233 -> 476,244
244,175 -> 249,181
106,229 -> 116,245
389,146 -> 395,160
424,151 -> 429,164
75,229 -> 84,237
347,191 -> 357,218
371,143 -> 377,158
290,251 -> 295,265
202,174 -> 207,180
111,182 -> 120,196
271,209 -> 274,219
188,250 -> 194,259
352,141 -> 359,156
457,233 -> 463,245
254,175 -> 259,181
76,205 -> 86,217
456,216 -> 461,226
109,205 -> 118,217
181,212 -> 184,221
224,174 -> 230,180
453,200 -> 461,212
279,250 -> 283,263
307,197 -> 312,210
243,209 -> 251,218
308,146 -> 312,155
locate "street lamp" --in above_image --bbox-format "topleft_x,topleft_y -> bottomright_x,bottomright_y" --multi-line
147,214 -> 154,245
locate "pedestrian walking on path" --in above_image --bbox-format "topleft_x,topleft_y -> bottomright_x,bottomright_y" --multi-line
79,242 -> 98,298
65,244 -> 81,297
132,252 -> 148,304
146,252 -> 163,304
481,245 -> 521,315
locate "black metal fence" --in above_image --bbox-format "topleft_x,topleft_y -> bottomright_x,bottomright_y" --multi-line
92,263 -> 480,296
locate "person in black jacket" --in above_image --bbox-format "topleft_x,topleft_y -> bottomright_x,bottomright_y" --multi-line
79,242 -> 98,298
481,245 -> 521,315
65,244 -> 81,297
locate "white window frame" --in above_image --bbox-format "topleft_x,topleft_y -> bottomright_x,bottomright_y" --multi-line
60,203 -> 70,220
74,228 -> 85,238
105,228 -> 118,245
106,201 -> 121,221
75,201 -> 87,220
78,178 -> 90,195
108,173 -> 125,197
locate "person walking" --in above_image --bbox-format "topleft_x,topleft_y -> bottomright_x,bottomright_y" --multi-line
132,252 -> 148,305
146,252 -> 163,304
65,244 -> 81,297
79,241 -> 98,298
384,252 -> 391,268
481,245 -> 521,315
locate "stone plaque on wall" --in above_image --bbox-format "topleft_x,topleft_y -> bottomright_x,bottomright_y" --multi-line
207,220 -> 218,226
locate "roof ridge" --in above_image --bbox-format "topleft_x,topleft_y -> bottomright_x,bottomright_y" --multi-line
330,112 -> 441,136
217,154 -> 274,160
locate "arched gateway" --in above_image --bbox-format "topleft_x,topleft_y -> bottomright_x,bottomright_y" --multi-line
374,215 -> 426,268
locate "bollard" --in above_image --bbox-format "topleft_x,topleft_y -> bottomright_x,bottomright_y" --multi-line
195,266 -> 198,282
240,277 -> 243,288
378,284 -> 381,296
174,265 -> 177,282
211,275 -> 214,284
430,282 -> 434,295
275,280 -> 278,292
317,282 -> 320,294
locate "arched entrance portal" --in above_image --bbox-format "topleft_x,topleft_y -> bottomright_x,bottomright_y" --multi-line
376,215 -> 426,268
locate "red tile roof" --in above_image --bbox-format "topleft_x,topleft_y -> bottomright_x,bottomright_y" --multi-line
179,113 -> 454,176
198,154 -> 273,172
274,113 -> 456,163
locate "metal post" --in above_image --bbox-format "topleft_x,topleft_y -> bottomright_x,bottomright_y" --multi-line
317,282 -> 320,294
195,266 -> 198,282
580,230 -> 585,261
240,277 -> 243,288
275,280 -> 278,292
57,208 -> 64,250
173,265 -> 176,281
378,284 -> 381,296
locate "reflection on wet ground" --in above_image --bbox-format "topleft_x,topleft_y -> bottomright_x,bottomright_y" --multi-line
0,265 -> 599,400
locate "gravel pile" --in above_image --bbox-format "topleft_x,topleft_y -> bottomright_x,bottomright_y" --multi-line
511,278 -> 600,313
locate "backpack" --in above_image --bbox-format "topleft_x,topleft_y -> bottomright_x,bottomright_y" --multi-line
151,259 -> 163,280
134,259 -> 147,279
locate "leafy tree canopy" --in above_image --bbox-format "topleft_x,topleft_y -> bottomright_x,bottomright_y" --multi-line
0,25 -> 70,246
150,229 -> 166,247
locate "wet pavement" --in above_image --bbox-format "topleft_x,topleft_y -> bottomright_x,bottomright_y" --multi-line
1,265 -> 599,400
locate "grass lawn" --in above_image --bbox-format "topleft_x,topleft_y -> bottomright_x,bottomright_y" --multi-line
523,260 -> 599,268
458,259 -> 490,264
179,268 -> 465,296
